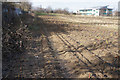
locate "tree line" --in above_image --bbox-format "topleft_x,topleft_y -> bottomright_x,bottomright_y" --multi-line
34,6 -> 70,14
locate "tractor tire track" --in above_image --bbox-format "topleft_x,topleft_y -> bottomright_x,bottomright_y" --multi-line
41,25 -> 71,78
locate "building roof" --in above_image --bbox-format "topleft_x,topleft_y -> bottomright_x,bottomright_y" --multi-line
92,5 -> 108,9
79,5 -> 113,10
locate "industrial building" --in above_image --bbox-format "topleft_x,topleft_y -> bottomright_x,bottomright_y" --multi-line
77,5 -> 113,16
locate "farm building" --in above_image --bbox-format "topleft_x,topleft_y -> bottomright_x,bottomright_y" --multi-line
77,5 -> 113,16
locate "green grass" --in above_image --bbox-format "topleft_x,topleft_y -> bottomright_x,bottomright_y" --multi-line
35,12 -> 57,16
36,13 -> 48,15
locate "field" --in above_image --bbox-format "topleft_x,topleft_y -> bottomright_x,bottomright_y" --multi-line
3,14 -> 119,78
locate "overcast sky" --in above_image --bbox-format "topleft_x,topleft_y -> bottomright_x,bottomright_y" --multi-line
29,0 -> 120,12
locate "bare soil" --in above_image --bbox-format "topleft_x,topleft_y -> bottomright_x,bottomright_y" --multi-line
3,14 -> 119,78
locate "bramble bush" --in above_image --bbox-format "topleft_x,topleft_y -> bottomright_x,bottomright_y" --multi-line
2,3 -> 29,59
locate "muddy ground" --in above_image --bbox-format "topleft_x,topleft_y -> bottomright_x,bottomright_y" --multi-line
3,14 -> 119,78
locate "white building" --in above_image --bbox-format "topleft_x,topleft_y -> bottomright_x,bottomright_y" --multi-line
77,5 -> 113,16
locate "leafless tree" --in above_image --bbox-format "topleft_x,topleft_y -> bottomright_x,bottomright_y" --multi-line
46,6 -> 52,13
12,2 -> 32,11
53,8 -> 69,14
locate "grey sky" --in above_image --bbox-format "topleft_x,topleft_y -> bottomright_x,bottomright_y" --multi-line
29,0 -> 120,12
